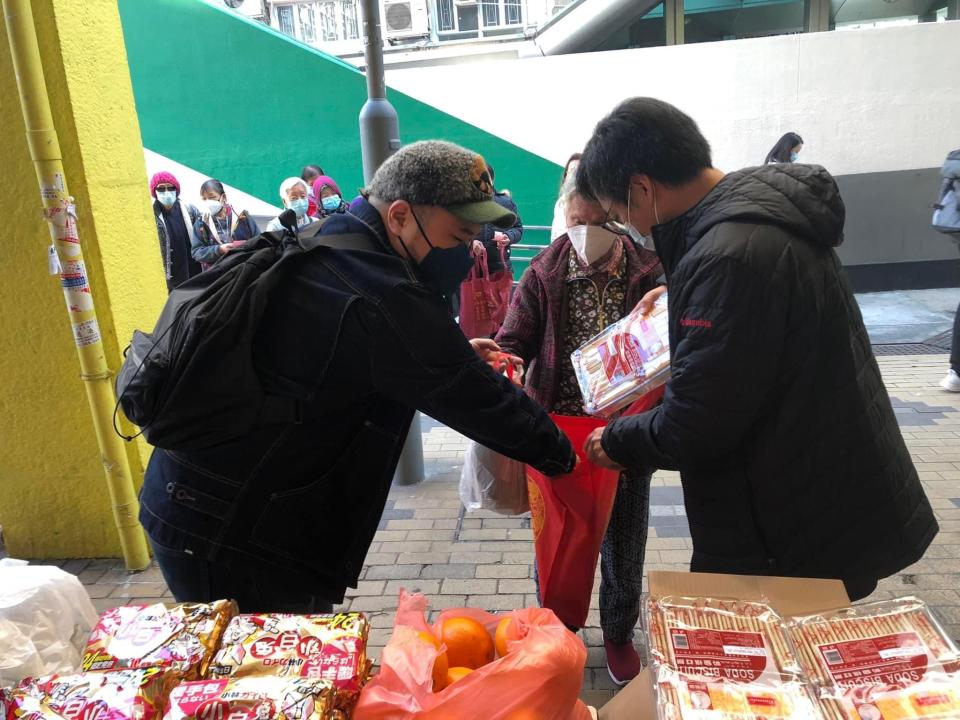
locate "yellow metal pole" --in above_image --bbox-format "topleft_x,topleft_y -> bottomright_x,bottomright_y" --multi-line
3,0 -> 150,571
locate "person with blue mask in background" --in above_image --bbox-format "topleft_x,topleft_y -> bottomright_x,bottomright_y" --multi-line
149,171 -> 202,292
192,178 -> 260,270
266,177 -> 319,231
764,132 -> 804,165
312,175 -> 347,217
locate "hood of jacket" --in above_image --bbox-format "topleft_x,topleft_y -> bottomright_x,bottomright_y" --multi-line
654,164 -> 846,275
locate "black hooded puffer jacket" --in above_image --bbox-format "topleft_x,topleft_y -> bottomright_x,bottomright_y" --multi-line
602,164 -> 938,583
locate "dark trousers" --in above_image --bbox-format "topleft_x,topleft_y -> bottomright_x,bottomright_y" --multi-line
150,540 -> 334,614
952,300 -> 960,371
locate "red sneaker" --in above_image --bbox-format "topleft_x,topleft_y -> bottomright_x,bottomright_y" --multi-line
604,638 -> 642,686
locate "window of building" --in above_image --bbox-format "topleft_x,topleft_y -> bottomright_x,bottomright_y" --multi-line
342,0 -> 359,38
438,0 -> 456,30
481,0 -> 500,26
318,0 -> 338,39
505,0 -> 522,24
276,4 -> 296,35
299,3 -> 317,42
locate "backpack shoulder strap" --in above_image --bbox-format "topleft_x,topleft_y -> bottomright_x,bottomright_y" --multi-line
296,218 -> 380,253
301,233 -> 379,252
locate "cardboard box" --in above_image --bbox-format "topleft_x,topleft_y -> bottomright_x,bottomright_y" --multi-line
598,571 -> 851,720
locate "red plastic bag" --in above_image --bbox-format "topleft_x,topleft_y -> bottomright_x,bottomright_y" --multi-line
527,415 -> 620,630
459,245 -> 513,339
354,592 -> 592,720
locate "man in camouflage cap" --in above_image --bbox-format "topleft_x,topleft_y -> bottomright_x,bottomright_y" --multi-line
139,140 -> 576,612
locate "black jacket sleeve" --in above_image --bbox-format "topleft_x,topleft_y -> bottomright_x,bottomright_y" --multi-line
365,281 -> 575,476
602,240 -> 788,471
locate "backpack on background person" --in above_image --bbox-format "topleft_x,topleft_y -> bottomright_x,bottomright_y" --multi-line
932,149 -> 960,242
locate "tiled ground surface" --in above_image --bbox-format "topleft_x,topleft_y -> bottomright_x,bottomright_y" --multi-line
32,354 -> 960,708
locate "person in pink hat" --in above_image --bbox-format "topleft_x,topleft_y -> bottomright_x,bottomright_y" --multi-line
149,171 -> 202,292
312,175 -> 347,217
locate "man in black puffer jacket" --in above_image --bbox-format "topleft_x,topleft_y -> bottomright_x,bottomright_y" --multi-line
578,98 -> 937,600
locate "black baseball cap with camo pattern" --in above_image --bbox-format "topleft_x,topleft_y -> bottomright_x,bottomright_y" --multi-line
367,140 -> 516,228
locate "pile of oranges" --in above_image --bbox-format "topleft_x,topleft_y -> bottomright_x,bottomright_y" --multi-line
416,615 -> 521,692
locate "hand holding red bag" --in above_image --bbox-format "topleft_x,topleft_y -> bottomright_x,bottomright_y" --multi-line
354,592 -> 592,720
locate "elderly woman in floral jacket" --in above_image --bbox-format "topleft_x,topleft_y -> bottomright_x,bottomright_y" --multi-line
495,170 -> 662,686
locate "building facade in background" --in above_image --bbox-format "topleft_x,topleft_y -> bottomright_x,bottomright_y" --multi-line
214,0 -> 956,55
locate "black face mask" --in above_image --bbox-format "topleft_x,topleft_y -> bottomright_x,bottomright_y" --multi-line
400,212 -> 474,297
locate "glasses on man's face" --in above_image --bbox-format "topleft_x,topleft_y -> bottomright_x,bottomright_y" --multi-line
155,185 -> 176,193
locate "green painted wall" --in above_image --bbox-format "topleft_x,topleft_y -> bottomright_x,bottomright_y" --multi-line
117,0 -> 558,271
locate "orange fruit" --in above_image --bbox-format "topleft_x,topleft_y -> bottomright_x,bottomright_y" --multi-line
506,711 -> 543,720
439,617 -> 495,669
495,616 -> 520,658
415,631 -> 448,691
445,666 -> 474,686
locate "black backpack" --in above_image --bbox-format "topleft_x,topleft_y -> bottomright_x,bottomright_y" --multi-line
115,213 -> 374,451
932,149 -> 960,240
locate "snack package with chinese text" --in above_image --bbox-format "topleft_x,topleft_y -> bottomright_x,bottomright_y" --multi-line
644,596 -> 820,720
83,601 -> 236,680
6,667 -> 176,720
208,614 -> 370,715
790,598 -> 960,720
164,677 -> 336,720
571,294 -> 670,417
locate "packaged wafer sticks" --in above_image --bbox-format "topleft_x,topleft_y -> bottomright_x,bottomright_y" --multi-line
790,598 -> 960,720
644,596 -> 822,719
571,293 -> 670,417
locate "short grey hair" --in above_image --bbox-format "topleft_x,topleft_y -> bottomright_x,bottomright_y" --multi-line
560,164 -> 580,204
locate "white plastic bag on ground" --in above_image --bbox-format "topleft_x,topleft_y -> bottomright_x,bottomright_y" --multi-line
0,617 -> 43,687
0,561 -> 99,685
459,441 -> 530,516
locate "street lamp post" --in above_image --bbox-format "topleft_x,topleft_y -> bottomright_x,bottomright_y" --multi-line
358,0 -> 424,487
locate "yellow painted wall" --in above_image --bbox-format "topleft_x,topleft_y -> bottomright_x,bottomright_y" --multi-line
0,0 -> 166,558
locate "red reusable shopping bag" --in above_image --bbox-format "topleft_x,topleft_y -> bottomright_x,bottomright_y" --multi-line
459,245 -> 512,339
527,414 -> 620,630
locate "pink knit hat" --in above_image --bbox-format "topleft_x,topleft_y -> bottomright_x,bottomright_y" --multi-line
312,175 -> 342,198
149,171 -> 180,198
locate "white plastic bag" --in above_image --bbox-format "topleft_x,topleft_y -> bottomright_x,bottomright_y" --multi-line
0,617 -> 43,687
0,561 -> 99,685
459,441 -> 530,516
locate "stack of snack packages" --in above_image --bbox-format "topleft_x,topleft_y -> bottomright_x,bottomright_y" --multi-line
643,595 -> 960,719
2,601 -> 236,720
2,603 -> 372,720
790,599 -> 960,720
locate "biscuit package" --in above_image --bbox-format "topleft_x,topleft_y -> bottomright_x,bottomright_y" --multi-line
571,294 -> 670,417
163,677 -> 337,720
6,667 -> 176,720
83,602 -> 236,679
791,598 -> 960,720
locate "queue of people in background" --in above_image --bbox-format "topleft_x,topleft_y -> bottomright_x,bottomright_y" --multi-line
192,179 -> 260,269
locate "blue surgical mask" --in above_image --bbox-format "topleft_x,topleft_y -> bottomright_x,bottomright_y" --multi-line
790,152 -> 799,163
321,195 -> 341,212
405,212 -> 474,297
157,190 -> 177,208
289,198 -> 310,217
